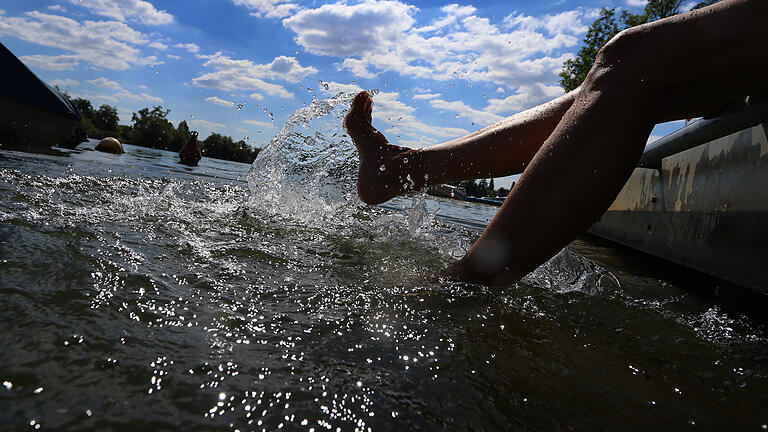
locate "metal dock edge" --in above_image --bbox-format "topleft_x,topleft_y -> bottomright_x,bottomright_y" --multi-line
588,100 -> 768,293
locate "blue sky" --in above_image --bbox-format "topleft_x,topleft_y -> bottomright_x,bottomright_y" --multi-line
1,0 -> 690,186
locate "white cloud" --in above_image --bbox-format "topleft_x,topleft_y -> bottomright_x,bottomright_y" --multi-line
192,52 -> 317,99
86,76 -> 163,103
174,43 -> 200,54
249,93 -> 263,100
118,91 -> 163,103
371,91 -> 470,145
415,3 -> 476,33
412,93 -> 441,101
316,81 -> 363,95
190,119 -> 226,129
46,5 -> 67,13
88,77 -> 122,89
148,41 -> 167,50
166,54 -> 180,60
78,0 -> 174,25
0,11 -> 152,71
626,0 -> 647,7
205,96 -> 235,107
49,78 -> 80,88
233,0 -> 299,19
19,53 -> 80,71
485,83 -> 563,113
283,1 -> 416,57
243,119 -> 275,129
283,1 -> 593,115
429,97 -> 504,126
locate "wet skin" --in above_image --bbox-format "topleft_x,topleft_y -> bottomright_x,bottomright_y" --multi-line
345,0 -> 768,286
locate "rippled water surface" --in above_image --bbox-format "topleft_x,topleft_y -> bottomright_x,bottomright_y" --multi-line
1,95 -> 767,431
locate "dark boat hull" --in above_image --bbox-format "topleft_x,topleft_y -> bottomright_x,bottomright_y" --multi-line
589,123 -> 768,293
0,43 -> 80,150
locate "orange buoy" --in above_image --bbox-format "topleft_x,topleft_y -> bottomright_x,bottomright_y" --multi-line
95,137 -> 123,154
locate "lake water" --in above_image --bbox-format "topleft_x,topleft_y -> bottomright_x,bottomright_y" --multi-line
2,98 -> 768,431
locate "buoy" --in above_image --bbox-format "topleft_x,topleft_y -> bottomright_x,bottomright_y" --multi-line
95,137 -> 123,154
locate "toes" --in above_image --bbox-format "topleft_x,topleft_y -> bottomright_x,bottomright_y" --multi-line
364,98 -> 373,124
345,91 -> 373,137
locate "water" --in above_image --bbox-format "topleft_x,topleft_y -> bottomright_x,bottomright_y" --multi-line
1,96 -> 767,431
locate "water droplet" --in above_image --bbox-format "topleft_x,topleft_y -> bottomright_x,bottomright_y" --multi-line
323,83 -> 329,90
237,104 -> 243,110
455,114 -> 460,119
379,164 -> 386,171
402,157 -> 408,164
307,87 -> 314,92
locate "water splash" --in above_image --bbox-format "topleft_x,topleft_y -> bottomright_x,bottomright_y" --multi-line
247,91 -> 373,225
522,248 -> 620,295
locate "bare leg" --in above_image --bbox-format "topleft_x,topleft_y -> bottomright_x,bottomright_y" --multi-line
446,0 -> 768,285
344,89 -> 577,204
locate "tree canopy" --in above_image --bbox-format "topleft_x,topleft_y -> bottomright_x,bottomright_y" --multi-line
61,93 -> 261,164
559,0 -> 719,92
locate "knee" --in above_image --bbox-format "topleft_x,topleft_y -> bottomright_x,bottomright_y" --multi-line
581,27 -> 651,98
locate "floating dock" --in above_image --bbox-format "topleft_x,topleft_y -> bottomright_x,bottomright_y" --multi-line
589,97 -> 768,293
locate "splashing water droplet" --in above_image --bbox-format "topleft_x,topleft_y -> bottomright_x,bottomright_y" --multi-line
237,104 -> 243,110
323,83 -> 330,90
379,164 -> 386,172
402,157 -> 408,164
455,114 -> 460,119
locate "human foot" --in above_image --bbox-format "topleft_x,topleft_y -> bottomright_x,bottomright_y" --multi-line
344,91 -> 423,205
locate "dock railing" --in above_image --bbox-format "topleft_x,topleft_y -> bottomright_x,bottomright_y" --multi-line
639,94 -> 768,169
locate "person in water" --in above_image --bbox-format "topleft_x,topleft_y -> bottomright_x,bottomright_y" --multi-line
344,0 -> 767,286
179,130 -> 202,166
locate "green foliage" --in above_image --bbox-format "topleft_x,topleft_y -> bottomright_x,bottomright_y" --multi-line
92,105 -> 119,134
129,106 -> 176,150
644,0 -> 682,21
201,133 -> 261,164
169,121 -> 192,153
459,178 -> 504,197
559,0 -> 693,92
692,0 -> 720,9
63,94 -> 261,164
70,97 -> 94,119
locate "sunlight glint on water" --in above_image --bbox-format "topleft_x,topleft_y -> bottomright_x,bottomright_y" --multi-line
0,93 -> 767,431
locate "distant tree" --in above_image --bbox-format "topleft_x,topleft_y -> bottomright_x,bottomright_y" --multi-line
644,0 -> 682,20
169,120 -> 192,152
129,106 -> 176,149
70,98 -> 94,119
202,133 -> 261,164
559,0 -> 688,92
692,0 -> 720,9
496,187 -> 510,197
488,178 -> 495,196
92,105 -> 119,133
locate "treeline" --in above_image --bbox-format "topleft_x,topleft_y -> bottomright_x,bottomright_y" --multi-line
560,0 -> 720,92
65,95 -> 260,164
453,178 -> 510,198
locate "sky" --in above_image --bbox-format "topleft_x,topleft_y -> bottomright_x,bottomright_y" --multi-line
0,0 -> 693,187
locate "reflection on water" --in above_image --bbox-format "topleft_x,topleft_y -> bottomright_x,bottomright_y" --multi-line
1,99 -> 767,431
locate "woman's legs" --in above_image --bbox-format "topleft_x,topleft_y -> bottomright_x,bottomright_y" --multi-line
344,89 -> 577,205
446,0 -> 768,284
